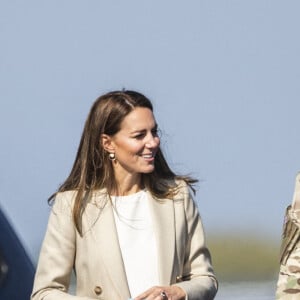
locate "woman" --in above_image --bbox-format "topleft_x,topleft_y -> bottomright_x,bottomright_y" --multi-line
31,90 -> 218,300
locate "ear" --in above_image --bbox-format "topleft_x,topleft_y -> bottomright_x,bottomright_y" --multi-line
101,134 -> 115,152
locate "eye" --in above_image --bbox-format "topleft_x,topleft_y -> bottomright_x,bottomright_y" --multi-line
132,127 -> 160,140
151,129 -> 158,136
152,128 -> 161,138
133,132 -> 146,139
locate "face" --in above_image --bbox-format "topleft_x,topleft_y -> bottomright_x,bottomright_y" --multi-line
105,107 -> 160,179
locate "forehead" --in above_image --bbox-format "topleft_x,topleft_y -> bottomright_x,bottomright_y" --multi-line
120,107 -> 156,131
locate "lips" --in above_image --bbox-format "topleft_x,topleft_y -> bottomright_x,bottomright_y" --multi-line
140,152 -> 157,163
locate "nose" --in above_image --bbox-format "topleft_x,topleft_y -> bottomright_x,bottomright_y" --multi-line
145,132 -> 160,148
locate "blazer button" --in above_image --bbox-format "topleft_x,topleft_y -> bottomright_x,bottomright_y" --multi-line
94,286 -> 102,295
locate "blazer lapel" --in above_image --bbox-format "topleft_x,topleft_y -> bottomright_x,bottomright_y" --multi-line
86,193 -> 131,299
85,190 -> 176,295
147,191 -> 175,285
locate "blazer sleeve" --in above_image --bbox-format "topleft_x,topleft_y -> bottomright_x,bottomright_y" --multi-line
173,184 -> 218,300
31,193 -> 94,300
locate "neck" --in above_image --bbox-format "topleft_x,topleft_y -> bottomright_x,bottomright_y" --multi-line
112,172 -> 143,196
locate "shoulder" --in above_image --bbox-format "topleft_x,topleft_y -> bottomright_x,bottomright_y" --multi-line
52,190 -> 78,215
173,180 -> 201,217
154,178 -> 194,201
52,189 -> 108,212
173,179 -> 194,201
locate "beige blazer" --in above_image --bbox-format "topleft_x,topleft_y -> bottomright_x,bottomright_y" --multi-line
31,181 -> 217,300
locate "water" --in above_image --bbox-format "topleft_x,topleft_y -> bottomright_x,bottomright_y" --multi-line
215,280 -> 276,300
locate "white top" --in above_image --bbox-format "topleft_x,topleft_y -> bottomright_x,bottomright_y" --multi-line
112,190 -> 159,298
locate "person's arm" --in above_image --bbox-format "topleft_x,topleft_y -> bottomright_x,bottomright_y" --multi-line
173,185 -> 218,300
31,193 -> 94,300
276,173 -> 300,299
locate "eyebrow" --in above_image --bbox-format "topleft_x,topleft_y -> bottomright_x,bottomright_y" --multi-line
130,124 -> 158,134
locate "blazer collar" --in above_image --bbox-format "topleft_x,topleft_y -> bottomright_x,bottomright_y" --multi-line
86,191 -> 131,299
146,190 -> 175,285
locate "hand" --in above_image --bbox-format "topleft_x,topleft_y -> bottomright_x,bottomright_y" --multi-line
134,285 -> 186,300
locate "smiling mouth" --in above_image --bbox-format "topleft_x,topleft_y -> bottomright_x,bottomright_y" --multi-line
142,153 -> 154,158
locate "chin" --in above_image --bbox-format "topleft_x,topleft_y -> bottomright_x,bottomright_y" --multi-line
141,167 -> 155,174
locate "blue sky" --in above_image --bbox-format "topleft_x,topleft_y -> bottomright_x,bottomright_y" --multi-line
1,1 -> 300,261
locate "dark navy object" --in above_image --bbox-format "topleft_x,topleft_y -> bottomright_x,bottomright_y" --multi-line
0,206 -> 35,299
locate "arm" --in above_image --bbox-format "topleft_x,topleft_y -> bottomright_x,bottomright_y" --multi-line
31,193 -> 94,300
276,173 -> 300,299
174,185 -> 218,300
135,184 -> 218,300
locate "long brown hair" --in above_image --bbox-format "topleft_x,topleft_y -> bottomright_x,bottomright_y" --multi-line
49,90 -> 197,235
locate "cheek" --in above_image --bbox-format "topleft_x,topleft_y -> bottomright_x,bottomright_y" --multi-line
117,140 -> 143,155
131,144 -> 144,155
156,137 -> 160,147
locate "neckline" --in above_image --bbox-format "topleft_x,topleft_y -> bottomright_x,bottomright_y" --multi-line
110,189 -> 146,199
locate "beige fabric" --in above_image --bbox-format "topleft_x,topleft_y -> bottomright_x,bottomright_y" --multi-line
276,173 -> 300,299
31,181 -> 217,300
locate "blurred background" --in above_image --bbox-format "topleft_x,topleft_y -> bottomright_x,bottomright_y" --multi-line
1,1 -> 300,298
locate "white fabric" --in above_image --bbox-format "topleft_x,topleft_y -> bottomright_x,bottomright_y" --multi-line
112,190 -> 159,298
